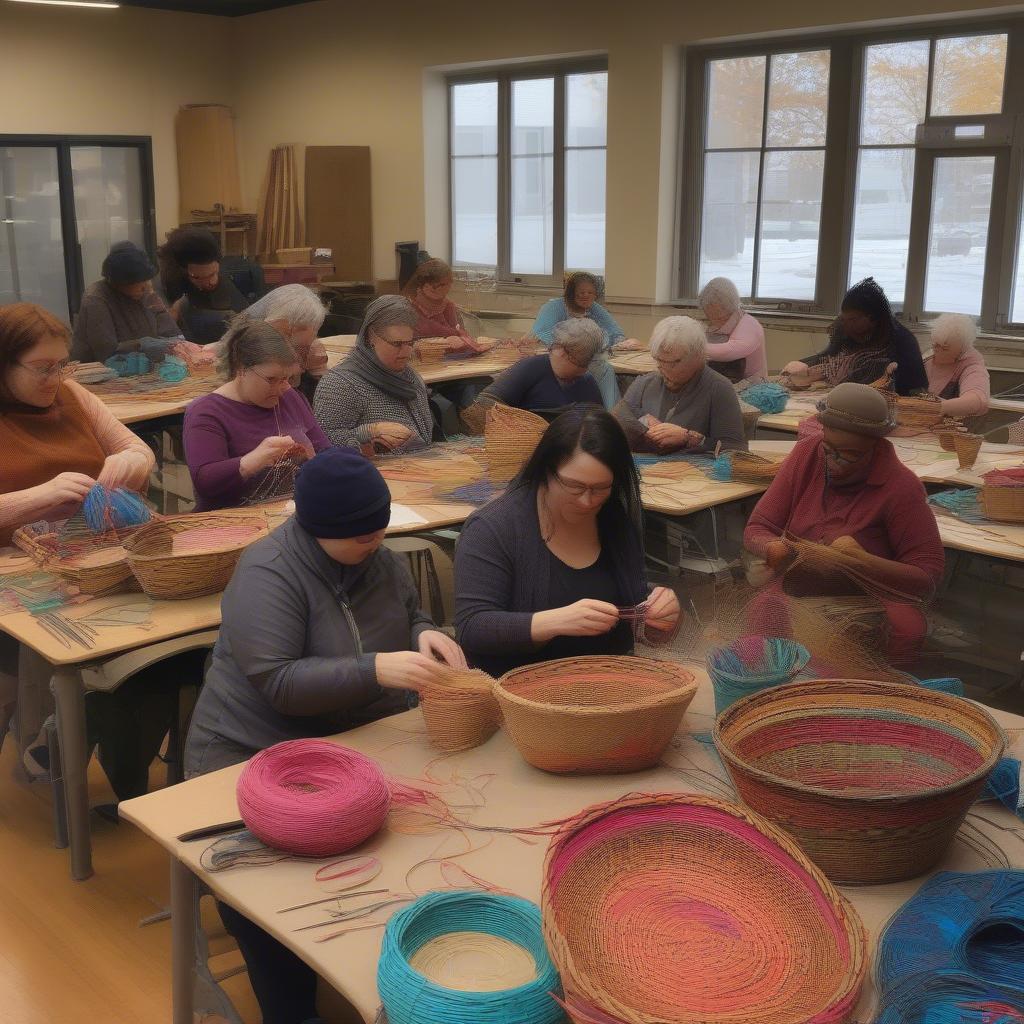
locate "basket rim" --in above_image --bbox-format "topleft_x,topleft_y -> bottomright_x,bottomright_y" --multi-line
123,514 -> 267,562
493,656 -> 697,716
713,677 -> 1006,804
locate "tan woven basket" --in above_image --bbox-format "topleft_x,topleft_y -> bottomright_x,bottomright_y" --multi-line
414,337 -> 450,364
894,394 -> 943,429
979,486 -> 1024,523
954,432 -> 984,470
493,656 -> 697,773
12,523 -> 140,597
484,404 -> 548,481
419,668 -> 500,752
123,513 -> 267,600
729,451 -> 783,483
936,427 -> 960,452
714,678 -> 1005,884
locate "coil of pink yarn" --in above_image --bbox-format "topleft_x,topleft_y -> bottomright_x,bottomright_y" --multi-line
236,739 -> 391,857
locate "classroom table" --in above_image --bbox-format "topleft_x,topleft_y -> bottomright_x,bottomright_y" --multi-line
608,347 -> 656,376
0,494 -> 476,881
120,670 -> 1024,1024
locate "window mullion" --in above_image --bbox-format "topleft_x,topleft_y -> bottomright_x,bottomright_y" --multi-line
902,150 -> 933,320
553,73 -> 566,281
751,60 -> 772,300
497,76 -> 511,280
981,150 -> 1011,329
995,26 -> 1024,326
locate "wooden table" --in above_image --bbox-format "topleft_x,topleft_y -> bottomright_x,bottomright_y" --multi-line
608,348 -> 656,376
0,494 -> 475,881
119,672 -> 1024,1024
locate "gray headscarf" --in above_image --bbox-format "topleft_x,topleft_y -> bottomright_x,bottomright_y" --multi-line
342,295 -> 421,402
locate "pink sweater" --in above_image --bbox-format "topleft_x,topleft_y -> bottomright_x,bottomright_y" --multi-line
705,311 -> 767,379
925,348 -> 991,416
0,380 -> 154,536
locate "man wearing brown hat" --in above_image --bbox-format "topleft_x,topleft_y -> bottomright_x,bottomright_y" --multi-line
744,382 -> 945,659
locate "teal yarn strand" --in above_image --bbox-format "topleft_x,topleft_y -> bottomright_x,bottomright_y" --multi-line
377,891 -> 563,1024
708,636 -> 810,714
929,488 -> 984,523
741,381 -> 789,414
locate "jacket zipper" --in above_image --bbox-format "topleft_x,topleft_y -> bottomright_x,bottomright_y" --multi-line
337,592 -> 364,656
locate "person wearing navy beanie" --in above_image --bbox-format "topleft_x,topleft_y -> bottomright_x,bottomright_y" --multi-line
183,445 -> 469,1024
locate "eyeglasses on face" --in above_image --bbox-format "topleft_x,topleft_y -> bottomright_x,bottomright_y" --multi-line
17,359 -> 70,380
822,442 -> 870,466
551,344 -> 590,370
247,367 -> 293,388
552,470 -> 614,499
372,331 -> 416,351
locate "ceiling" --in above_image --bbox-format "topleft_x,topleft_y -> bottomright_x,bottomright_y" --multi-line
119,0 -> 314,16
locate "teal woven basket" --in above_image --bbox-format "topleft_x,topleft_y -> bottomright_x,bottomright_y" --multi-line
377,891 -> 563,1024
708,635 -> 811,715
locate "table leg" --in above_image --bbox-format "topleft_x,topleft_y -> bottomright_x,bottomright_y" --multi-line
170,857 -> 198,1024
51,666 -> 92,881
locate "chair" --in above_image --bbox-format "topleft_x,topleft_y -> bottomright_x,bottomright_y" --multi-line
384,536 -> 454,627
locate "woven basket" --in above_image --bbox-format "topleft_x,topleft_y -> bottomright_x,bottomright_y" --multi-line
954,432 -> 984,470
708,636 -> 810,715
542,792 -> 867,1024
729,451 -> 783,483
894,394 -> 943,429
714,678 -> 1005,884
493,656 -> 697,773
484,404 -> 548,481
979,486 -> 1024,524
936,428 -> 960,452
414,337 -> 451,364
419,669 -> 501,752
12,522 -> 140,597
123,513 -> 267,599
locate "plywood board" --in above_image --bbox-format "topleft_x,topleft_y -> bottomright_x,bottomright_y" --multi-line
175,105 -> 241,222
304,145 -> 372,281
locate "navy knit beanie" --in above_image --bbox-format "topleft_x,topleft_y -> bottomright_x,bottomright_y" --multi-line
102,241 -> 156,286
294,448 -> 391,539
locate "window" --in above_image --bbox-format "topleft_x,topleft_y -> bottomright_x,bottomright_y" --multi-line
680,23 -> 1024,331
1,136 -> 155,321
449,65 -> 608,283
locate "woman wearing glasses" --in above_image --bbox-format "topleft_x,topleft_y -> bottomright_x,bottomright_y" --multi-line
612,315 -> 747,454
454,408 -> 680,676
743,383 -> 944,659
314,295 -> 434,453
183,317 -> 330,511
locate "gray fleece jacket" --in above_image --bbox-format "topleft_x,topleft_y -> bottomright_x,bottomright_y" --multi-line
184,517 -> 434,776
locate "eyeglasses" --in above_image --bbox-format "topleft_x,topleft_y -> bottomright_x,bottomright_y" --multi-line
822,442 -> 870,466
372,331 -> 416,352
17,359 -> 70,380
551,345 -> 589,370
654,355 -> 684,368
552,470 -> 614,499
247,367 -> 293,389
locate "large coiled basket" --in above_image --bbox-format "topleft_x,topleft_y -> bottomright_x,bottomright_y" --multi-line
714,678 -> 1005,884
542,792 -> 868,1024
493,656 -> 696,773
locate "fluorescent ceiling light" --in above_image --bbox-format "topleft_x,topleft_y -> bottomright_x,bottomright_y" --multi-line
7,0 -> 120,8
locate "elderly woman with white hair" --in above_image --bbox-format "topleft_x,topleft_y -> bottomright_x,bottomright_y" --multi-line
243,284 -> 329,403
699,277 -> 767,382
612,316 -> 746,454
468,319 -> 604,420
925,313 -> 991,417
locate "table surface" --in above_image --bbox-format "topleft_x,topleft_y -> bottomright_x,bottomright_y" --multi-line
119,671 -> 1024,1024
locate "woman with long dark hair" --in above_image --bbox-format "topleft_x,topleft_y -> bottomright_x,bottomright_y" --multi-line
454,408 -> 680,676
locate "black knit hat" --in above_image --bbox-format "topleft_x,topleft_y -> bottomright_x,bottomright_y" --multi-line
294,447 -> 391,539
102,241 -> 156,286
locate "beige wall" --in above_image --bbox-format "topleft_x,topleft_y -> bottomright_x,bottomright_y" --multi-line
230,0 -> 1024,297
0,4 -> 232,237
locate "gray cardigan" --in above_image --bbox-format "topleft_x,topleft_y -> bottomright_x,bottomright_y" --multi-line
184,517 -> 435,775
71,281 -> 181,363
613,366 -> 747,453
453,485 -> 649,668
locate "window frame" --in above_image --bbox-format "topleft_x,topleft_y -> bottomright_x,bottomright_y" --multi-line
448,59 -> 609,287
678,17 -> 1024,334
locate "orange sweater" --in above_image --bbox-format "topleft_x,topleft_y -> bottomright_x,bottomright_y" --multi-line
0,380 -> 154,545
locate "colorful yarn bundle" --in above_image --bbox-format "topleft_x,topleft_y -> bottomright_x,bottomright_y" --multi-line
874,871 -> 1024,1020
876,973 -> 1024,1023
541,792 -> 867,1024
378,891 -> 563,1024
81,485 -> 151,534
236,739 -> 391,857
929,487 -> 984,523
740,380 -> 789,414
103,351 -> 151,377
983,757 -> 1024,819
707,635 -> 810,714
714,679 -> 1006,883
157,355 -> 189,382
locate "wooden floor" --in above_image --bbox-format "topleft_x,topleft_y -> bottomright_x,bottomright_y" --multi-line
0,740 -> 260,1024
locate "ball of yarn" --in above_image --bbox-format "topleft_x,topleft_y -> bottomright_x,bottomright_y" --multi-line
81,484 -> 151,533
742,381 -> 789,414
158,355 -> 189,382
236,739 -> 391,857
378,891 -> 563,1024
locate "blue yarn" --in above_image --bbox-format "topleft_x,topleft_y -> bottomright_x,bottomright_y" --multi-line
158,355 -> 189,382
741,381 -> 789,414
876,972 -> 1024,1024
378,891 -> 563,1024
876,870 -> 1024,997
929,488 -> 984,523
982,758 -> 1024,819
708,637 -> 811,714
81,485 -> 151,534
919,677 -> 966,697
104,352 -> 151,377
707,454 -> 733,481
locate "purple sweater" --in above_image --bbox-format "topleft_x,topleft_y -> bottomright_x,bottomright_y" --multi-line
184,389 -> 331,511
